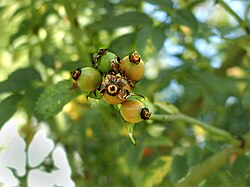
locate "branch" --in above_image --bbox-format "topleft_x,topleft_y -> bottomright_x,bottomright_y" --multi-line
217,0 -> 249,34
151,113 -> 241,146
175,132 -> 250,187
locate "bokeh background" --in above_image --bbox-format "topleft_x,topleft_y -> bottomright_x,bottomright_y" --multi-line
0,0 -> 250,186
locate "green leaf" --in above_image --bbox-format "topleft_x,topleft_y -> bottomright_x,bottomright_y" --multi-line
169,155 -> 188,182
145,0 -> 173,9
229,155 -> 250,177
242,95 -> 250,110
152,26 -> 166,51
0,6 -> 5,13
109,33 -> 136,57
35,80 -> 81,118
205,140 -> 222,153
9,20 -> 30,45
187,145 -> 204,167
40,54 -> 55,68
173,9 -> 198,32
60,61 -> 85,71
0,67 -> 42,93
0,94 -> 22,127
143,156 -> 173,187
23,87 -> 43,119
88,12 -> 152,30
10,5 -> 30,18
136,25 -> 152,53
205,170 -> 231,187
242,85 -> 250,110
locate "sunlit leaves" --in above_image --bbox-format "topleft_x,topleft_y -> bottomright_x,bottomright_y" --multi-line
143,156 -> 172,187
1,0 -> 250,186
173,9 -> 198,32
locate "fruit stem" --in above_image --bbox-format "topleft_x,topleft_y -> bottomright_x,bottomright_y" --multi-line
151,113 -> 241,146
126,123 -> 136,144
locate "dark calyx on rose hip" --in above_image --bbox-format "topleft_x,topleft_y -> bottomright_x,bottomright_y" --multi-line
99,74 -> 131,104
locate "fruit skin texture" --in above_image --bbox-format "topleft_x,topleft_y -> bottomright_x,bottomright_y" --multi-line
71,67 -> 102,92
120,51 -> 144,83
120,100 -> 145,123
103,92 -> 126,104
97,50 -> 118,74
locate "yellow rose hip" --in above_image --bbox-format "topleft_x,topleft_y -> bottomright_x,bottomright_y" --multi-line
120,100 -> 151,123
120,51 -> 144,83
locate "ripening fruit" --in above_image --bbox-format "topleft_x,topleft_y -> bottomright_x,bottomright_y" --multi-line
102,83 -> 130,104
120,51 -> 144,83
97,49 -> 120,74
99,74 -> 131,104
71,67 -> 102,92
120,100 -> 151,123
103,92 -> 125,105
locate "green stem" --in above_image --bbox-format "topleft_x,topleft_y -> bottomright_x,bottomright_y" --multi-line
176,146 -> 241,187
175,132 -> 250,187
126,123 -> 136,144
217,0 -> 249,34
151,113 -> 241,146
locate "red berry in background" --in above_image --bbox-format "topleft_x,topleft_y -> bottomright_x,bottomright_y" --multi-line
143,147 -> 153,157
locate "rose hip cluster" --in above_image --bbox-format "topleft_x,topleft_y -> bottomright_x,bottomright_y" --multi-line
71,49 -> 151,124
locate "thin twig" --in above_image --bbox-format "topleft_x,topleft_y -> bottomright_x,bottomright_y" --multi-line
151,113 -> 241,146
217,0 -> 249,34
175,132 -> 250,187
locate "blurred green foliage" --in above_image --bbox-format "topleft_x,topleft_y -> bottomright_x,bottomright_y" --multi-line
0,0 -> 250,186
